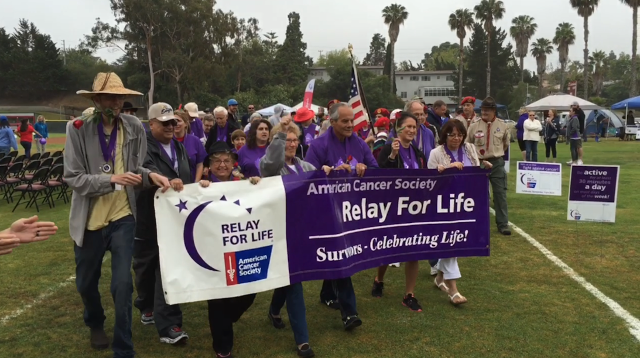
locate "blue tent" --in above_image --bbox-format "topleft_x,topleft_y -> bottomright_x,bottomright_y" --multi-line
473,99 -> 507,110
611,96 -> 640,110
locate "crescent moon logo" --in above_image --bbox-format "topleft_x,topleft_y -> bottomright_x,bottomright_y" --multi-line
520,173 -> 526,185
183,201 -> 219,272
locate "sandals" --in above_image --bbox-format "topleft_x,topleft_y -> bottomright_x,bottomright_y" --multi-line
434,277 -> 448,292
449,292 -> 468,306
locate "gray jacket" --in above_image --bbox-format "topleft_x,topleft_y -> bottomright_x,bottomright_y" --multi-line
260,132 -> 316,177
566,115 -> 581,143
63,114 -> 153,247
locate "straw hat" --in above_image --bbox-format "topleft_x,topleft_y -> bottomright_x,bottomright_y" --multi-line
77,72 -> 143,98
82,107 -> 95,116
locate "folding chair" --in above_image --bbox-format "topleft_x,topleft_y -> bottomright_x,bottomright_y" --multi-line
13,154 -> 26,163
29,152 -> 41,162
8,151 -> 18,159
19,160 -> 41,181
0,152 -> 5,160
40,152 -> 51,159
0,156 -> 11,166
39,157 -> 54,170
12,167 -> 51,212
52,156 -> 63,166
42,164 -> 68,207
0,164 -> 9,204
51,151 -> 63,158
2,162 -> 24,203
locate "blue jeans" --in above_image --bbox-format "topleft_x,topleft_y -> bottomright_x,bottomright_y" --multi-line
270,283 -> 309,345
20,141 -> 31,159
74,215 -> 136,358
0,146 -> 10,156
525,140 -> 538,162
320,278 -> 358,319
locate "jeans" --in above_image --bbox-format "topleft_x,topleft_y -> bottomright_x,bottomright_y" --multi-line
35,140 -> 46,153
270,283 -> 310,345
319,278 -> 358,319
20,141 -> 31,159
525,140 -> 538,162
207,294 -> 256,354
132,238 -> 182,335
74,215 -> 136,358
0,146 -> 10,156
545,138 -> 557,158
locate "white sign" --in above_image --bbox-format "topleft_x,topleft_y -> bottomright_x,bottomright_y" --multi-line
515,161 -> 562,196
567,165 -> 620,223
154,178 -> 290,305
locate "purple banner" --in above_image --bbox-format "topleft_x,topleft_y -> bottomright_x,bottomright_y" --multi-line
518,162 -> 561,172
569,165 -> 619,203
283,168 -> 491,283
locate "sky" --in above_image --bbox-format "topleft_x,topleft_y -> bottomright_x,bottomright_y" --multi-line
1,0 -> 635,73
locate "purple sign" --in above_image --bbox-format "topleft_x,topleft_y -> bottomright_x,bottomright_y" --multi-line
282,167 -> 491,283
518,162 -> 561,172
569,165 -> 619,203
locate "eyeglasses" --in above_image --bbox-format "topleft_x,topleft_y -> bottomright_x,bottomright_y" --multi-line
286,139 -> 299,144
447,133 -> 463,138
212,159 -> 233,166
160,120 -> 177,127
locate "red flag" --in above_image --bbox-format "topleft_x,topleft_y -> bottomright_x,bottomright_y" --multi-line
303,79 -> 315,109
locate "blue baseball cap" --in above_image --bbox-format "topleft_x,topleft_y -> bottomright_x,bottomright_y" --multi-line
228,99 -> 238,106
0,115 -> 7,121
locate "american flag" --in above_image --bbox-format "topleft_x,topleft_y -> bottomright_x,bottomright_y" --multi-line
349,65 -> 369,132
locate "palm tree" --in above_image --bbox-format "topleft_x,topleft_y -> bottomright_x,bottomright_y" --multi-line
620,0 -> 640,96
474,0 -> 506,96
589,50 -> 607,96
531,38 -> 554,97
570,0 -> 600,99
382,4 -> 409,94
448,9 -> 475,101
510,15 -> 538,83
553,22 -> 576,93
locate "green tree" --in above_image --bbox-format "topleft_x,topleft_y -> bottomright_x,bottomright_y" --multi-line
510,15 -> 537,83
274,12 -> 310,86
620,0 -> 640,96
383,42 -> 396,93
589,50 -> 607,96
449,8 -> 475,101
570,0 -> 600,99
362,33 -> 386,66
382,3 -> 409,94
474,0 -> 506,96
553,22 -> 576,93
531,38 -> 553,97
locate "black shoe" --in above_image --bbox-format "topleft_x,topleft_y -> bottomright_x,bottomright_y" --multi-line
297,343 -> 315,357
159,326 -> 189,345
499,227 -> 512,236
343,315 -> 362,331
371,280 -> 384,297
90,327 -> 109,350
320,298 -> 340,310
216,353 -> 233,358
268,312 -> 285,329
402,294 -> 423,312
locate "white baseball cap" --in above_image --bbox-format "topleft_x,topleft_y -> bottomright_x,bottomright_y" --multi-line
148,102 -> 177,122
184,102 -> 199,117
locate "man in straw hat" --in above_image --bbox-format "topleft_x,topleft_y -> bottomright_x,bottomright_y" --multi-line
466,97 -> 511,236
65,72 -> 171,357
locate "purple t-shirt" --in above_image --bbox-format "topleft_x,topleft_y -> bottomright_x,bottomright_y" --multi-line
237,145 -> 267,177
190,118 -> 205,139
304,127 -> 379,169
178,134 -> 207,182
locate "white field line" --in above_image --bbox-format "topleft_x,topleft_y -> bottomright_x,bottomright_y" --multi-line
491,208 -> 640,341
0,255 -> 110,326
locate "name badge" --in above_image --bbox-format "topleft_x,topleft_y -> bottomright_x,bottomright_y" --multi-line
115,184 -> 122,191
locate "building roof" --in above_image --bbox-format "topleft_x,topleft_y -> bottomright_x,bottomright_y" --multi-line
395,70 -> 455,75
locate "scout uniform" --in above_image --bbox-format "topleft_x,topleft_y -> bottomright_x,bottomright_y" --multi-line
456,96 -> 480,129
466,97 -> 511,235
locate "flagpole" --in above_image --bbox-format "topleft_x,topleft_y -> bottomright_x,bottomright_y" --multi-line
348,44 -> 376,134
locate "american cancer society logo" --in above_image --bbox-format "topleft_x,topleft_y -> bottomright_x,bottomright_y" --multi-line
520,173 -> 537,188
224,246 -> 273,286
570,209 -> 582,220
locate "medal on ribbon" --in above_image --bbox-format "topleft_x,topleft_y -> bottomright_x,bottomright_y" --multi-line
97,121 -> 118,173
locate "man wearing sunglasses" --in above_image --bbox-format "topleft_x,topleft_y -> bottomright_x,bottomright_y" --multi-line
133,102 -> 192,345
241,104 -> 256,127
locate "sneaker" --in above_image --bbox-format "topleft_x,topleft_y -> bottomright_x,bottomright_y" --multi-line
159,326 -> 189,345
343,315 -> 362,331
90,327 -> 109,350
297,343 -> 315,357
216,353 -> 233,358
499,227 -> 512,236
268,312 -> 285,329
566,160 -> 573,165
577,159 -> 584,165
389,263 -> 400,267
402,294 -> 423,312
320,298 -> 340,310
430,265 -> 438,276
141,312 -> 154,325
371,280 -> 384,298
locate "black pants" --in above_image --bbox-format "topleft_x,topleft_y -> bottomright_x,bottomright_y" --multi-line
545,138 -> 558,158
207,294 -> 256,354
319,278 -> 358,319
132,238 -> 182,335
20,141 -> 31,159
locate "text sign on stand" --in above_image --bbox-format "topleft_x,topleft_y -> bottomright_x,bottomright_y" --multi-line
567,165 -> 620,223
516,162 -> 562,196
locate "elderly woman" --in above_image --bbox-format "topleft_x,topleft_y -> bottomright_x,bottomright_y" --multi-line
524,111 -> 542,162
268,104 -> 285,127
258,125 -> 319,358
237,119 -> 272,177
244,112 -> 263,133
427,120 -> 492,305
204,106 -> 240,153
174,111 -> 207,182
199,142 -> 259,358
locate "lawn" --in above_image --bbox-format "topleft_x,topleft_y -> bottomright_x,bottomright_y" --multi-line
0,138 -> 638,358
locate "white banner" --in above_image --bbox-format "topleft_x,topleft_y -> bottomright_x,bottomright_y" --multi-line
515,161 -> 562,196
154,178 -> 290,305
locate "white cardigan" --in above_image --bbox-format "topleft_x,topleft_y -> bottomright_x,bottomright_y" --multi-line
523,119 -> 542,142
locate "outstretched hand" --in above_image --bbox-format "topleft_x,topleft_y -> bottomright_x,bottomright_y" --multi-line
7,215 -> 58,244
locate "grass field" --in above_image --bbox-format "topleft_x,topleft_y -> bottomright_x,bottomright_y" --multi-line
0,138 -> 639,358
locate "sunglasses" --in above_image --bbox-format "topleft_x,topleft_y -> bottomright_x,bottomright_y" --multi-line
160,120 -> 177,127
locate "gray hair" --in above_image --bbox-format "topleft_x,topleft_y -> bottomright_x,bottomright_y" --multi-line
329,102 -> 350,121
213,106 -> 228,117
404,100 -> 423,112
250,112 -> 263,121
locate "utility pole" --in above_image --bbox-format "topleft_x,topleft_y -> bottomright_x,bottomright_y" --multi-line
62,40 -> 66,66
318,50 -> 323,58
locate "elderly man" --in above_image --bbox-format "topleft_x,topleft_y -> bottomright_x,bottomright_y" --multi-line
426,100 -> 448,137
466,97 -> 511,236
65,72 -> 170,357
204,106 -> 241,153
184,102 -> 206,140
304,102 -> 378,331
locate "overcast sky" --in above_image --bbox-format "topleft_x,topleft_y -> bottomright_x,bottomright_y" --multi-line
1,0 -> 634,72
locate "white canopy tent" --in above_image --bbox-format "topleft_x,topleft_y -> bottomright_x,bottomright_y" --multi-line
256,103 -> 293,117
292,102 -> 327,114
525,94 -> 603,111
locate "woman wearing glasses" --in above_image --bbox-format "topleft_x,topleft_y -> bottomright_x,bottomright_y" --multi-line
426,120 -> 492,306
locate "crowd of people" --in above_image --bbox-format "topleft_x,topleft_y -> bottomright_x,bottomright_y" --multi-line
37,71 -> 515,358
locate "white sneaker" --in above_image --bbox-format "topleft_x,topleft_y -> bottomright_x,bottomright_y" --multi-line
430,266 -> 438,276
566,160 -> 573,165
577,159 -> 583,165
389,263 -> 400,267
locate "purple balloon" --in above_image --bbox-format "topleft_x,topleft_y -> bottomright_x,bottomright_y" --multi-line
39,138 -> 47,145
